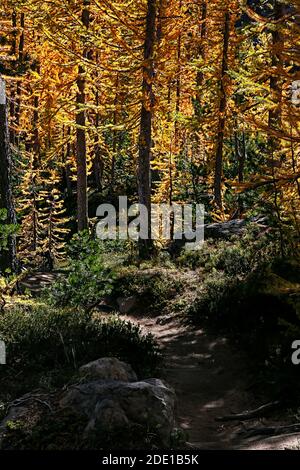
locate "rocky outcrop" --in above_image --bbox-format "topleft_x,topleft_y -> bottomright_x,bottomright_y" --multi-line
168,216 -> 270,256
60,377 -> 175,446
79,357 -> 137,382
204,219 -> 247,239
116,296 -> 139,314
0,357 -> 175,449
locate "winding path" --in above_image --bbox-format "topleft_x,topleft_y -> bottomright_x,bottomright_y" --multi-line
20,271 -> 300,450
123,314 -> 300,450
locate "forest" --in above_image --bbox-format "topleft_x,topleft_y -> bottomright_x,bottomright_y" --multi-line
0,0 -> 299,454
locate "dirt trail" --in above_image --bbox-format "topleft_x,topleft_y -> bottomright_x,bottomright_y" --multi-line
122,313 -> 300,450
20,271 -> 299,450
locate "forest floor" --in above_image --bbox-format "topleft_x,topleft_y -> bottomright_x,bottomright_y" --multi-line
19,271 -> 300,450
122,312 -> 300,450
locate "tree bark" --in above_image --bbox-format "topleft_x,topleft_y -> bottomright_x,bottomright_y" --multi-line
110,75 -> 119,193
9,10 -> 17,145
195,0 -> 207,113
0,77 -> 17,272
76,0 -> 90,232
214,10 -> 230,208
93,85 -> 103,192
137,0 -> 156,256
15,12 -> 25,145
268,1 -> 284,148
32,63 -> 40,167
63,126 -> 73,198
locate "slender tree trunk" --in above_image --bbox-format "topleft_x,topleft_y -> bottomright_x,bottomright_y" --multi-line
15,12 -> 24,146
9,10 -> 17,145
137,0 -> 156,256
268,2 -> 284,151
32,63 -> 40,167
234,127 -> 246,216
175,0 -> 182,145
214,10 -> 230,208
268,1 -> 284,127
93,85 -> 103,192
195,0 -> 207,113
0,77 -> 17,272
93,134 -> 103,194
62,126 -> 73,198
110,75 -> 119,192
76,0 -> 90,232
268,1 -> 285,256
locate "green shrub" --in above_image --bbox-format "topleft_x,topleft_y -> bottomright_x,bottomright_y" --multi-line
67,231 -> 136,262
188,267 -> 299,364
178,226 -> 277,277
177,242 -> 212,270
46,255 -> 117,307
187,272 -> 238,323
46,233 -> 141,308
115,268 -> 182,312
0,305 -> 161,380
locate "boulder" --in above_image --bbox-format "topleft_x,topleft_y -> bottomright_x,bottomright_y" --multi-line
79,357 -> 137,382
0,358 -> 176,448
204,219 -> 246,239
117,296 -> 138,314
60,377 -> 175,446
167,216 -> 270,256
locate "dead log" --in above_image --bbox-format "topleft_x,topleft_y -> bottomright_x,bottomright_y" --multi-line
216,401 -> 280,422
241,423 -> 300,438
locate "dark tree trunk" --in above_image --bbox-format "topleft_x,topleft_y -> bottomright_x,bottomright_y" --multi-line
0,78 -> 17,273
268,1 -> 285,256
15,12 -> 25,146
9,10 -> 17,145
76,0 -> 90,232
195,0 -> 207,113
93,87 -> 103,192
62,126 -> 73,198
110,75 -> 119,193
214,10 -> 230,208
268,2 -> 284,148
175,0 -> 182,143
137,0 -> 156,257
234,128 -> 246,215
32,63 -> 40,167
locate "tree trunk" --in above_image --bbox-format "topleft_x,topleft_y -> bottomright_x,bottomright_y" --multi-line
9,10 -> 17,145
76,0 -> 90,232
234,127 -> 246,216
214,10 -> 230,208
0,77 -> 17,273
110,75 -> 119,193
268,2 -> 284,150
15,12 -> 24,146
32,63 -> 40,167
175,0 -> 182,144
63,126 -> 73,198
268,1 -> 285,257
195,0 -> 207,113
93,87 -> 103,192
137,0 -> 156,257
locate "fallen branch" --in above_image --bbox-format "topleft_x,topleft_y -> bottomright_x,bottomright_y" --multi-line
216,401 -> 280,422
242,423 -> 300,438
7,394 -> 54,413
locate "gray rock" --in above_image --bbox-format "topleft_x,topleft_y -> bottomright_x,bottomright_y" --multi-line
79,357 -> 137,382
60,377 -> 175,446
0,358 -> 176,448
117,296 -> 138,314
205,219 -> 247,239
84,399 -> 129,435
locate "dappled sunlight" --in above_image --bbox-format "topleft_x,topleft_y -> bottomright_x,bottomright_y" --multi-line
202,399 -> 225,410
